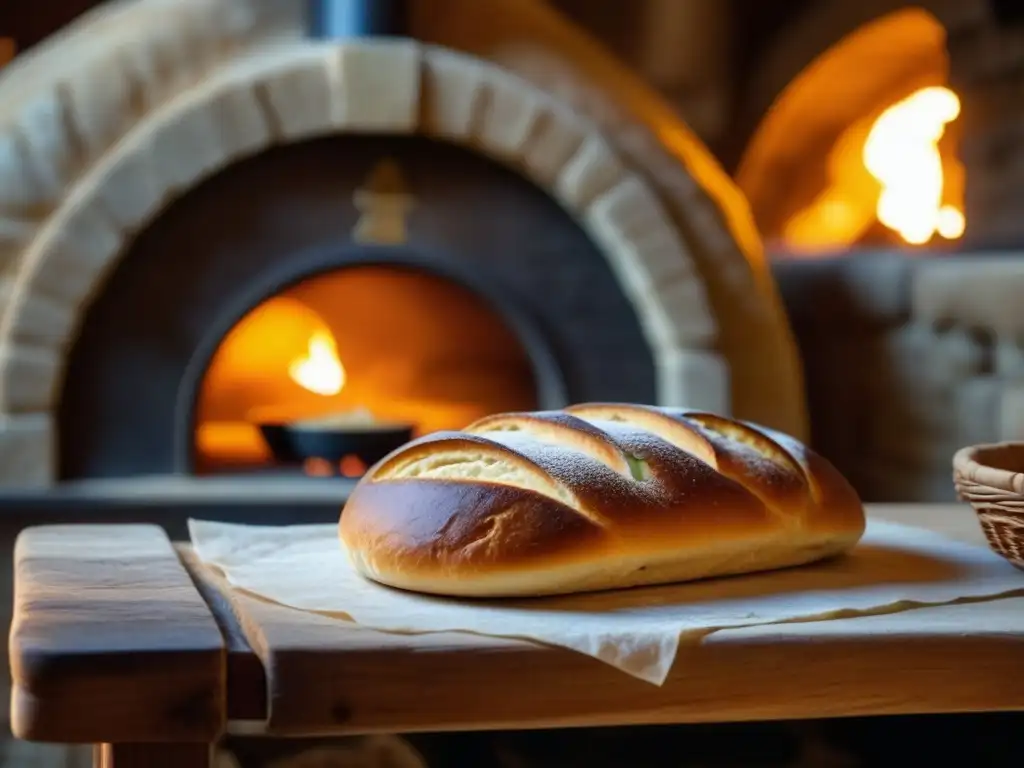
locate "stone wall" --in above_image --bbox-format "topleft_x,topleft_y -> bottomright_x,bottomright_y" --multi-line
948,9 -> 1024,247
774,252 -> 1024,502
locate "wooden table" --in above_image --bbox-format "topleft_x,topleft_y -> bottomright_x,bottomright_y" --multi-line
9,504 -> 1024,767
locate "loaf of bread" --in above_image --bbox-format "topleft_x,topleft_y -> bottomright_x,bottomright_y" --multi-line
339,404 -> 866,597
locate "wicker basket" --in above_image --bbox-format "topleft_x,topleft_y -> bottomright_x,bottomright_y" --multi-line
952,443 -> 1024,571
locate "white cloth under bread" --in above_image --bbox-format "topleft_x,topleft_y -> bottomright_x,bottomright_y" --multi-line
189,519 -> 1024,685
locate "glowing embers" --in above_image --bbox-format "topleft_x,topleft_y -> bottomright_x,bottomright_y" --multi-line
304,456 -> 368,478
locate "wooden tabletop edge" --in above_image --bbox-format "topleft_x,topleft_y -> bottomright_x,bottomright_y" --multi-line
8,523 -> 230,743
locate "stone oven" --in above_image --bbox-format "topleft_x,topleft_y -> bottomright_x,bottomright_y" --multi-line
0,3 -> 809,760
5,0 -> 1024,506
0,0 -> 804,499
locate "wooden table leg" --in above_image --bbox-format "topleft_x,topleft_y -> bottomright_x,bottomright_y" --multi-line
94,743 -> 212,767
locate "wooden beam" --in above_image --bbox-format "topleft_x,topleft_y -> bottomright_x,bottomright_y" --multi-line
10,525 -> 226,743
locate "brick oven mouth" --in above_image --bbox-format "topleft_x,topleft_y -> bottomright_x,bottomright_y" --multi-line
5,246 -> 571,522
0,18 -> 757,520
179,246 -> 569,481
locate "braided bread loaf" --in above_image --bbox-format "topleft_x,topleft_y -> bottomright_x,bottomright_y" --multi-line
339,404 -> 865,597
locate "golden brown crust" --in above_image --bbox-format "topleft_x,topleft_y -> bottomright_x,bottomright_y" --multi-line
339,404 -> 866,597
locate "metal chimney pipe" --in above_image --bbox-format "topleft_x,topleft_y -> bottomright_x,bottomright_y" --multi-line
308,0 -> 409,38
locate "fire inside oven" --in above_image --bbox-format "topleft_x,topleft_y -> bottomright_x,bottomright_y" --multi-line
192,265 -> 538,479
737,8 -> 965,257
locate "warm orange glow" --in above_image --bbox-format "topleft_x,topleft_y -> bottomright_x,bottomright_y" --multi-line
0,39 -> 14,69
193,267 -> 538,473
301,455 -> 370,478
288,330 -> 346,396
784,85 -> 964,251
937,206 -> 966,240
340,455 -> 367,477
304,457 -> 335,477
863,87 -> 963,244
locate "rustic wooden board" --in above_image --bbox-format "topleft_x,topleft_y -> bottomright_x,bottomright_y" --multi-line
177,546 -> 267,722
192,504 -> 1024,735
9,524 -> 226,744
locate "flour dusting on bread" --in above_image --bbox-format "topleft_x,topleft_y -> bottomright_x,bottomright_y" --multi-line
339,404 -> 865,598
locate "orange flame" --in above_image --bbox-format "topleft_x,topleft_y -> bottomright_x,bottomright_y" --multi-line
863,86 -> 964,244
288,330 -> 345,396
784,85 -> 964,251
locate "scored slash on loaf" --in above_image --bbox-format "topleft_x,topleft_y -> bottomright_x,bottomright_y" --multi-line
339,404 -> 866,598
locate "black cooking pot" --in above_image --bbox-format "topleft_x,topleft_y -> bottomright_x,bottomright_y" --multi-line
257,419 -> 415,467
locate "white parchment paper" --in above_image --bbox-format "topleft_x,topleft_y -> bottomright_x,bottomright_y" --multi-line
189,519 -> 1024,685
